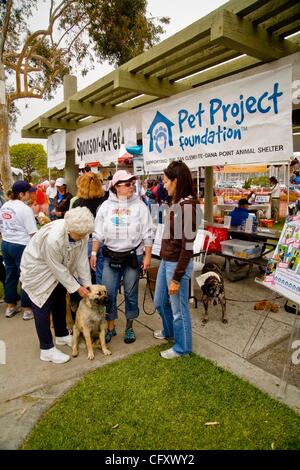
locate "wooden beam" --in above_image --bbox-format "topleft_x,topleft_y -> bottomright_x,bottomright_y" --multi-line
243,0 -> 296,24
184,55 -> 261,88
258,3 -> 300,33
114,70 -> 189,97
39,118 -> 79,130
137,36 -> 210,77
21,129 -> 49,139
210,9 -> 299,61
67,100 -> 128,118
157,49 -> 239,81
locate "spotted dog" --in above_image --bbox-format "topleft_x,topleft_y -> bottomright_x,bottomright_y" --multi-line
196,263 -> 227,324
72,285 -> 111,360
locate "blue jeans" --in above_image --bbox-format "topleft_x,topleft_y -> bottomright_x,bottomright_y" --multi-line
88,239 -> 105,284
48,198 -> 55,220
102,254 -> 143,321
154,259 -> 193,355
1,240 -> 31,307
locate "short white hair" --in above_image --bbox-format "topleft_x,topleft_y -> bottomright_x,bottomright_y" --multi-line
64,207 -> 94,235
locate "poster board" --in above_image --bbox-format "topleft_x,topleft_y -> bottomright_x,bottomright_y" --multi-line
262,215 -> 300,304
47,131 -> 66,169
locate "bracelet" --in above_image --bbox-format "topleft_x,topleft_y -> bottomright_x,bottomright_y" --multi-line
91,251 -> 97,256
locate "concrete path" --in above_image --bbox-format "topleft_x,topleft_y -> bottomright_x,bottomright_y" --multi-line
1,262 -> 300,449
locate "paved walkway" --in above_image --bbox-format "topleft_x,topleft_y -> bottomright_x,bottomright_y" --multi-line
1,260 -> 300,449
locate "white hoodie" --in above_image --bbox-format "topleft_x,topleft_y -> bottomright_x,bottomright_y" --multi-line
93,192 -> 154,254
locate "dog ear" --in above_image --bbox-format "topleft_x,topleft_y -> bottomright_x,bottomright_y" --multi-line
86,286 -> 91,292
85,296 -> 92,308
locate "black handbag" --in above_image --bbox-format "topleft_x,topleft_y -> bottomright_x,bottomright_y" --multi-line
103,245 -> 139,270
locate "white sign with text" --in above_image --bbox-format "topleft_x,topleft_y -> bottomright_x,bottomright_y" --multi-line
142,64 -> 292,171
75,121 -> 123,166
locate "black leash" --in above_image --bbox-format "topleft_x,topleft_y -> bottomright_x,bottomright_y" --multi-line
116,269 -> 157,316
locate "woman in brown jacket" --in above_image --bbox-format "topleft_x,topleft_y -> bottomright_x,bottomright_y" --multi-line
153,161 -> 201,359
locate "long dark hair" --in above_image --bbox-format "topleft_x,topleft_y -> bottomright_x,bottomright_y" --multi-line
164,161 -> 197,203
269,176 -> 278,185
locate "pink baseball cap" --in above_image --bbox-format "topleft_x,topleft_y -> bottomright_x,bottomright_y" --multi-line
112,170 -> 136,186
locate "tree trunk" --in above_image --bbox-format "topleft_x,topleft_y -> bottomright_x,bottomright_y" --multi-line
0,61 -> 13,192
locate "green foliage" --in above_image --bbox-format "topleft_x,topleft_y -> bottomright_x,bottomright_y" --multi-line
23,347 -> 300,450
1,0 -> 169,126
77,0 -> 170,66
243,179 -> 251,189
243,176 -> 270,189
9,143 -> 47,181
251,176 -> 270,187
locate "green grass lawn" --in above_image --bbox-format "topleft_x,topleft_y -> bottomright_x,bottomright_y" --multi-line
23,346 -> 300,450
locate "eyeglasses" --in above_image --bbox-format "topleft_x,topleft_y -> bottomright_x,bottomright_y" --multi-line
117,182 -> 135,187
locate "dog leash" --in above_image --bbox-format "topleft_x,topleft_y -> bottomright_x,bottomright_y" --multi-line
225,295 -> 282,303
116,270 -> 157,316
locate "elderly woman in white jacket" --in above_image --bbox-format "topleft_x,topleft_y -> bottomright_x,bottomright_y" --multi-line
20,207 -> 94,364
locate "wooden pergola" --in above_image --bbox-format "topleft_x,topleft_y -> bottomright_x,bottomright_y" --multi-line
22,0 -> 300,139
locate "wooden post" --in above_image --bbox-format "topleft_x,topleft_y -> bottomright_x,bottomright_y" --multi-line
204,166 -> 214,224
63,75 -> 78,196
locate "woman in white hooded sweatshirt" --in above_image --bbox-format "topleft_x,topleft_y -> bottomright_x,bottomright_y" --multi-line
91,170 -> 154,344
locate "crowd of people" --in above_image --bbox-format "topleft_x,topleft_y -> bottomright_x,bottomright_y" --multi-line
0,162 -> 201,364
0,163 -> 289,364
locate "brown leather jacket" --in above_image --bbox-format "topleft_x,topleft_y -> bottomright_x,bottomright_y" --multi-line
160,197 -> 201,282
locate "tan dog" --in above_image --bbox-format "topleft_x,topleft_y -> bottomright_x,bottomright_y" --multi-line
72,285 -> 111,360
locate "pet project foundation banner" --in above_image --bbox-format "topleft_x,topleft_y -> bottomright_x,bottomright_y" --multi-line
142,64 -> 292,172
263,216 -> 300,304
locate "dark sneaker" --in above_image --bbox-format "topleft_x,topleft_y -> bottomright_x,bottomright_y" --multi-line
124,327 -> 136,344
105,327 -> 117,343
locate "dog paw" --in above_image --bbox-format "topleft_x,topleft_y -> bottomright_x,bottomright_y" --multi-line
202,318 -> 208,324
103,348 -> 112,356
72,351 -> 78,357
87,352 -> 95,360
222,319 -> 228,324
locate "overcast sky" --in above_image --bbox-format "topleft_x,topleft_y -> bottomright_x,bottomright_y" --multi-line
10,0 -> 227,146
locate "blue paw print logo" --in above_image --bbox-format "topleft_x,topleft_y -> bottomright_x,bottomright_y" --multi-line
147,111 -> 175,154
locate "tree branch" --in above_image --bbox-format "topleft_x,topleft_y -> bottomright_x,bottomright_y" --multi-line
0,0 -> 13,59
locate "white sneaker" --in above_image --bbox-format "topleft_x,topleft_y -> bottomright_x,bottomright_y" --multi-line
5,306 -> 22,318
153,330 -> 166,339
23,309 -> 34,321
40,347 -> 70,364
160,348 -> 186,359
55,334 -> 73,347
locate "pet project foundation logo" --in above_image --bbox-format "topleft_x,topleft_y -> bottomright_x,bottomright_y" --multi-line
147,111 -> 174,154
0,340 -> 6,365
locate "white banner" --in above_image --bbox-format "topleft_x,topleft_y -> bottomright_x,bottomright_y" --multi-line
47,131 -> 66,169
142,64 -> 293,171
75,121 -> 123,167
